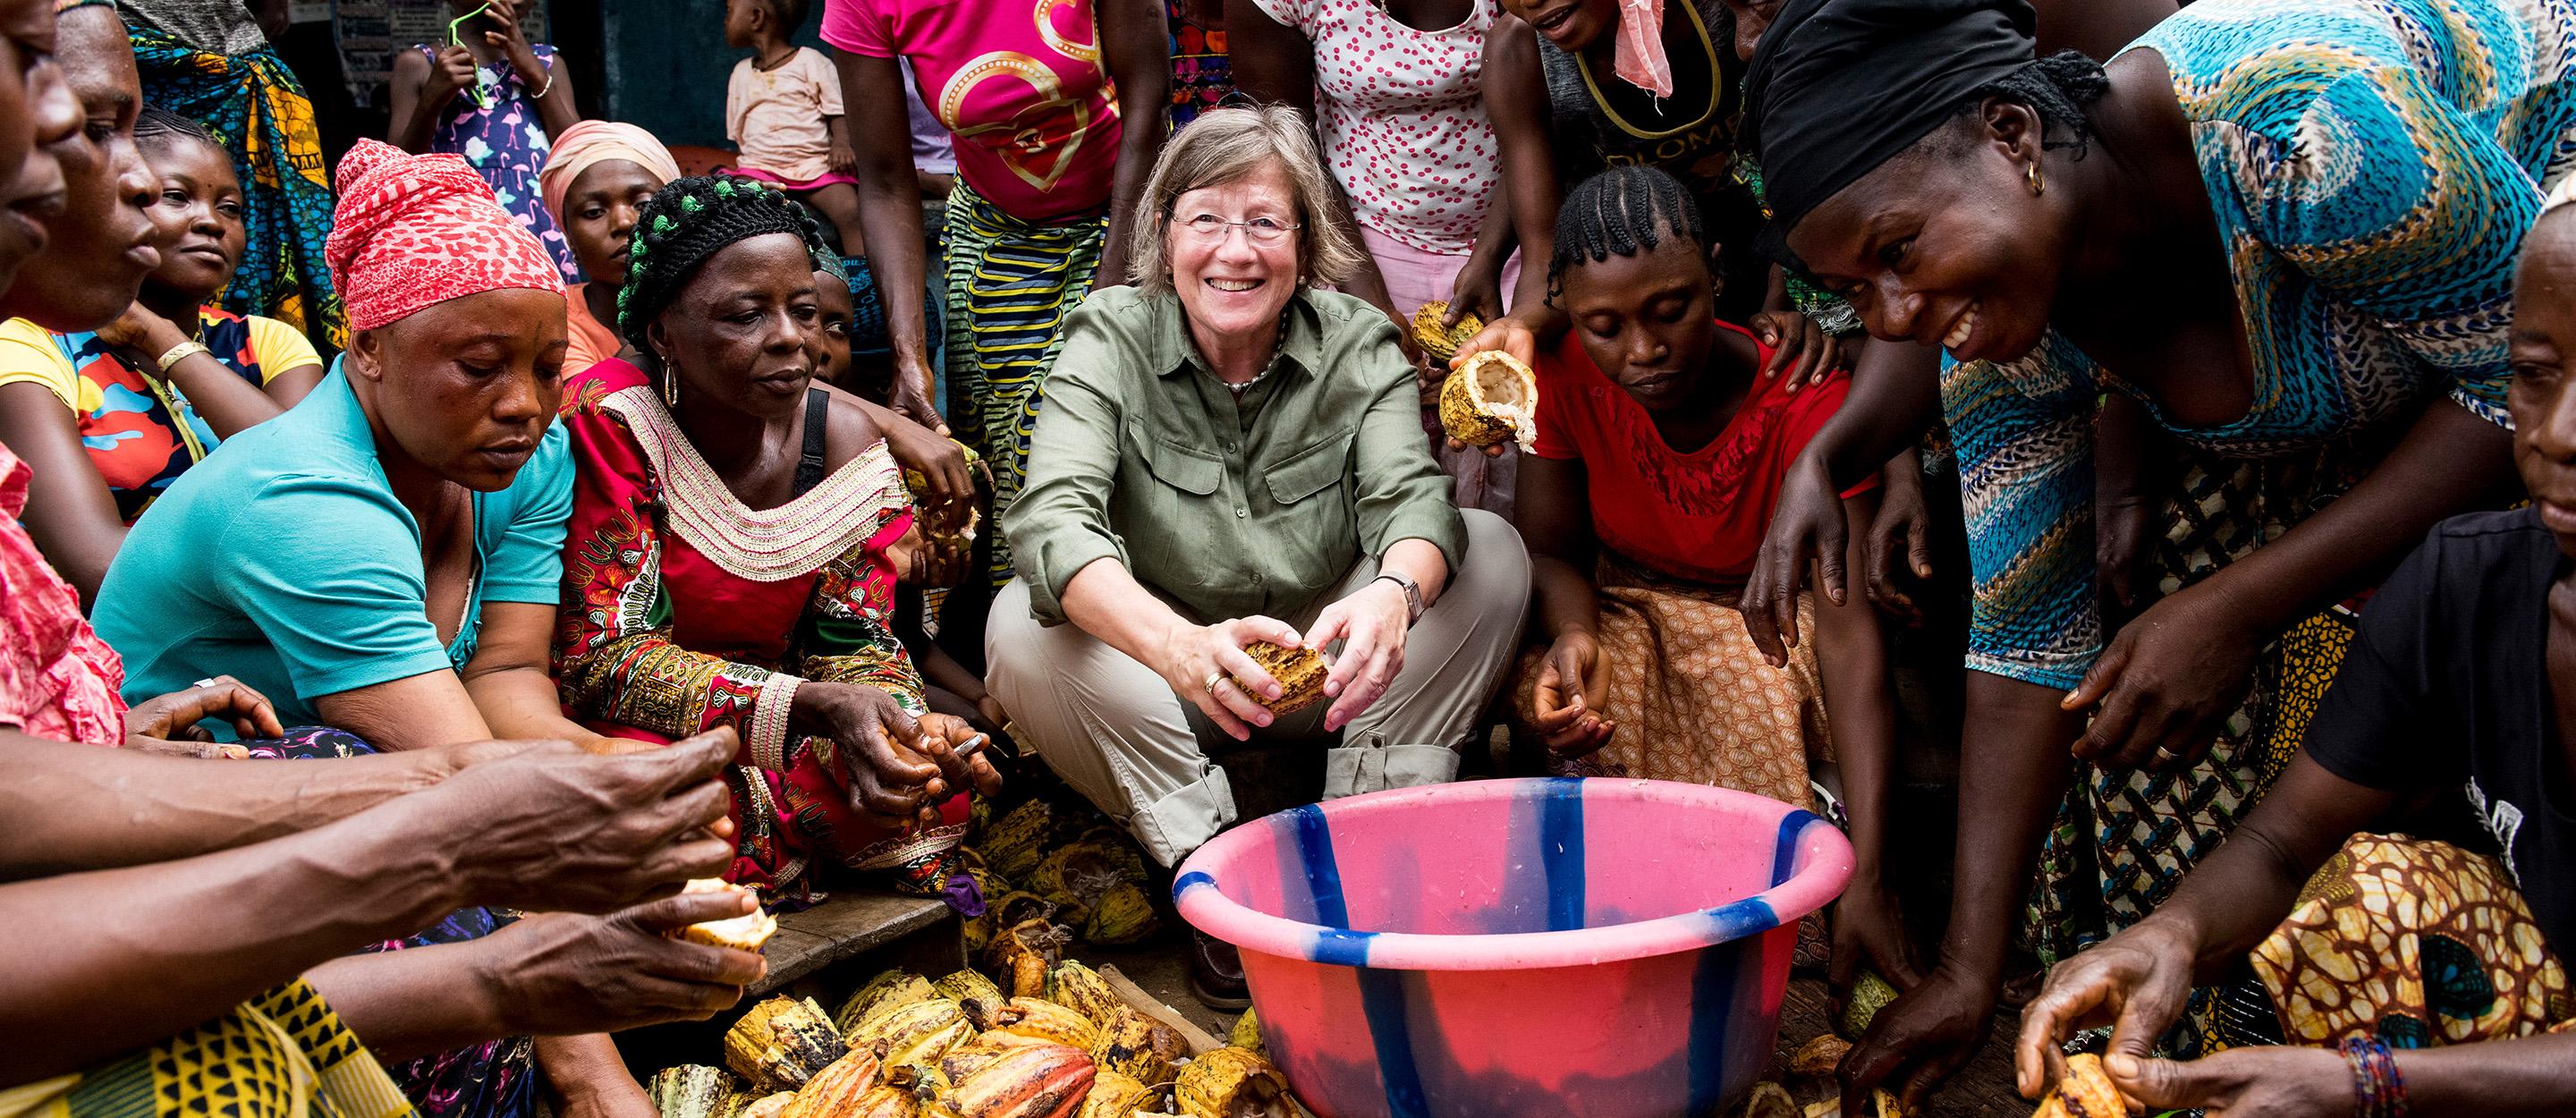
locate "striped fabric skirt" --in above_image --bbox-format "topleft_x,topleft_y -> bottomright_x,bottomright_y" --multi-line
938,183 -> 1108,592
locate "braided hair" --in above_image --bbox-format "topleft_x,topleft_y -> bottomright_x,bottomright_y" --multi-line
1936,50 -> 2113,161
615,174 -> 835,352
134,106 -> 222,158
1546,165 -> 1708,308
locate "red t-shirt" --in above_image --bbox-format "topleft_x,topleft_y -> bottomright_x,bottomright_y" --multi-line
1530,319 -> 1871,584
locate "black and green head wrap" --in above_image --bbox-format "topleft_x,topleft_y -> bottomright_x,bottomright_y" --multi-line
615,174 -> 835,349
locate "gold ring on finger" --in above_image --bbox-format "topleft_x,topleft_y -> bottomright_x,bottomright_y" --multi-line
1204,671 -> 1224,695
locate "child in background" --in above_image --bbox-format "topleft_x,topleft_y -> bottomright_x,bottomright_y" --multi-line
387,0 -> 583,282
811,264 -> 1011,742
725,0 -> 867,265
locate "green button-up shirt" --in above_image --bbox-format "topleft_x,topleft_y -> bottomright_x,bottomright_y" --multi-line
1004,284 -> 1467,625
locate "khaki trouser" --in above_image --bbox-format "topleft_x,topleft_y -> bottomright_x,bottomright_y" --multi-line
987,510 -> 1531,866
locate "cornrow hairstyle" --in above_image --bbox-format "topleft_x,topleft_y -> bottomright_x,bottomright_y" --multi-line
134,106 -> 223,157
1947,50 -> 2112,160
1546,165 -> 1708,308
616,174 -> 835,351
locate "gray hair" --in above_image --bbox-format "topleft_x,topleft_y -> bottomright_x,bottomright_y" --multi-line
1124,105 -> 1365,294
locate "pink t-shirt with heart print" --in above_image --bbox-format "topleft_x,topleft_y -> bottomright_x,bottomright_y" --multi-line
822,0 -> 1124,222
1249,0 -> 1502,255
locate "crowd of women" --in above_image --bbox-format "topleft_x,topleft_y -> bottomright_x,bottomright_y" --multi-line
7,0 -> 2576,1114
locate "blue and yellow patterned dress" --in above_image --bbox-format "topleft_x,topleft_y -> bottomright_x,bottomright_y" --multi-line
1941,0 -> 2576,1036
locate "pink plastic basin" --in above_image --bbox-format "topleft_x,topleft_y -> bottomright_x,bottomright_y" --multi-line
1174,778 -> 1852,1118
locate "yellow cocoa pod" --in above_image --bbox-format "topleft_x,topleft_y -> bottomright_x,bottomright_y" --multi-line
1438,350 -> 1538,452
1226,1008 -> 1264,1057
1045,961 -> 1123,1028
1410,301 -> 1482,363
1173,1047 -> 1288,1118
1233,641 -> 1326,716
835,970 -> 939,1036
724,996 -> 848,1094
1088,1007 -> 1183,1088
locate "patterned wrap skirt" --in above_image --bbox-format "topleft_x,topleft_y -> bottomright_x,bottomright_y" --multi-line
937,182 -> 1107,594
0,980 -> 416,1118
1514,555 -> 1831,808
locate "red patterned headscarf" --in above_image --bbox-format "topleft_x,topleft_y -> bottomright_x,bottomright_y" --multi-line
326,139 -> 565,331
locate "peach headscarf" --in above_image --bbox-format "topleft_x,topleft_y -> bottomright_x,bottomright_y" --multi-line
538,121 -> 682,224
326,139 -> 564,331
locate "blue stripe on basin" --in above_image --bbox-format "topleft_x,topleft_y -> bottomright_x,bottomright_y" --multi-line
1173,870 -> 1215,904
1539,777 -> 1586,931
1770,809 -> 1819,887
1683,938 -> 1745,1113
1357,968 -> 1430,1118
1292,803 -> 1352,929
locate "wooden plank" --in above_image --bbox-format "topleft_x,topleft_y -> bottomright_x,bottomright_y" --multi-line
1097,962 -> 1226,1054
747,893 -> 955,996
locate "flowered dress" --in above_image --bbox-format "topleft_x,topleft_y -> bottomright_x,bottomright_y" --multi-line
416,44 -> 578,284
552,360 -> 970,905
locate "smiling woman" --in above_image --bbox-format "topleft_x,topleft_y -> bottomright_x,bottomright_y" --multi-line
987,106 -> 1531,1010
0,108 -> 324,603
1737,0 -> 2576,1107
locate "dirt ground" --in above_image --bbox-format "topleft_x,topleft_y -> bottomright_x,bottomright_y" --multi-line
1086,942 -> 2035,1118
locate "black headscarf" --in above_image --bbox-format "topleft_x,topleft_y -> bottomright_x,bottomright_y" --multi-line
1742,0 -> 2039,259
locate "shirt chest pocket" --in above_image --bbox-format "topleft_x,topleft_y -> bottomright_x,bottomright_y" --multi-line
1260,430 -> 1359,596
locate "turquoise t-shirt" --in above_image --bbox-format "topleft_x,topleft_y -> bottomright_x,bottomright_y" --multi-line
93,366 -> 572,733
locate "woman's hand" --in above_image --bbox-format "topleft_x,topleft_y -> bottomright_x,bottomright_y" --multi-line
880,411 -> 975,507
2012,916 -> 2200,1096
1308,580 -> 1411,733
2060,580 -> 2261,771
791,682 -> 967,825
2097,488 -> 2158,620
1829,873 -> 1921,1004
1152,615 -> 1304,741
1835,962 -> 1997,1117
473,889 -> 767,1037
433,730 -> 741,914
891,523 -> 968,589
1445,263 -> 1506,331
123,674 -> 284,748
92,302 -> 189,372
1864,453 -> 1935,625
1747,310 -> 1846,393
1742,453 -> 1852,665
1530,631 -> 1614,758
912,711 -> 1002,807
2097,1048 -> 2350,1118
1443,316 -> 1540,456
888,355 -> 947,436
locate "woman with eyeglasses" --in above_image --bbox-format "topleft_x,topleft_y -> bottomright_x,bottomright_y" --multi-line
988,106 -> 1531,1009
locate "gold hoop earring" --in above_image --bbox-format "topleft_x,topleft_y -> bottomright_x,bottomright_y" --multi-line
662,365 -> 679,408
2026,160 -> 2045,196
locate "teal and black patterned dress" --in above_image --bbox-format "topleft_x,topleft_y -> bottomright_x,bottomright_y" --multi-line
1942,0 -> 2576,1048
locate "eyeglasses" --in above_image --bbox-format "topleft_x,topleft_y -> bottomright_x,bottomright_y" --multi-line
1170,213 -> 1302,245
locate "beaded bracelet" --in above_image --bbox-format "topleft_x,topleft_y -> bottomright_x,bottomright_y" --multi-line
2338,1036 -> 2410,1118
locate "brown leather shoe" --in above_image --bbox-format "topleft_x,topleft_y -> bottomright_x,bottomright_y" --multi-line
1188,927 -> 1252,1011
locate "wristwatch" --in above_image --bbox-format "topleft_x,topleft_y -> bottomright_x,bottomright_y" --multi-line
1372,571 -> 1425,627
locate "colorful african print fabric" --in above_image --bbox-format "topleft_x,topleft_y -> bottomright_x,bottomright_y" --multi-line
1951,0 -> 2573,690
236,728 -> 536,1118
126,30 -> 346,351
415,44 -> 578,284
939,181 -> 1106,592
0,980 -> 417,1118
552,360 -> 970,904
2253,834 -> 2576,1048
1167,0 -> 1233,128
0,309 -> 319,522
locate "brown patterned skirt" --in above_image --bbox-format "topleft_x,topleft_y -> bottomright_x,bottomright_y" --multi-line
1513,555 -> 1829,808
